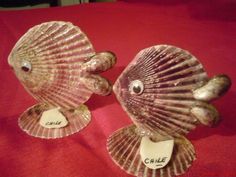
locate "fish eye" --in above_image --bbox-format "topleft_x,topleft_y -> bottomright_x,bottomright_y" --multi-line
21,60 -> 32,72
129,80 -> 144,95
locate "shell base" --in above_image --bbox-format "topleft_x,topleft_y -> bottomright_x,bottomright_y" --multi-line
107,125 -> 196,177
18,103 -> 91,139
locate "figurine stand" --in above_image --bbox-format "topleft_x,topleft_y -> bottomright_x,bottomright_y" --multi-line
107,125 -> 195,177
18,104 -> 91,139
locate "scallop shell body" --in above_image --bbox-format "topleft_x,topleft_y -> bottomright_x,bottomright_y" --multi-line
113,45 -> 209,137
107,125 -> 196,177
8,21 -> 95,109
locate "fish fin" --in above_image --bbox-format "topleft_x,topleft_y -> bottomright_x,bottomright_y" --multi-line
193,74 -> 231,102
81,74 -> 112,96
82,51 -> 116,73
107,125 -> 196,177
18,103 -> 91,139
190,102 -> 219,127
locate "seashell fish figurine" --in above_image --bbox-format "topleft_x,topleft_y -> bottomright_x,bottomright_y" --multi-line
8,21 -> 116,139
108,45 -> 231,177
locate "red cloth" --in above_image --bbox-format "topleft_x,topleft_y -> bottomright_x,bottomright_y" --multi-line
0,1 -> 236,177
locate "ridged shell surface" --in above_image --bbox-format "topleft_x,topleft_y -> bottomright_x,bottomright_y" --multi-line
19,103 -> 91,139
8,21 -> 95,109
113,45 -> 208,137
107,125 -> 196,177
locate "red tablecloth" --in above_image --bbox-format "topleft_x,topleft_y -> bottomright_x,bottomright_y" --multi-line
0,1 -> 236,177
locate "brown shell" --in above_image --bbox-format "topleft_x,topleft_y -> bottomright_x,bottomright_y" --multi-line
113,45 -> 209,136
107,125 -> 196,177
19,104 -> 91,139
8,21 -> 95,109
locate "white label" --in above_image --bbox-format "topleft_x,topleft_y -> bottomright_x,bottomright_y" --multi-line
140,137 -> 174,169
39,107 -> 68,129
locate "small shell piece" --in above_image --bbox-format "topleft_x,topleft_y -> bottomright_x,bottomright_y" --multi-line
190,102 -> 219,126
193,74 -> 231,101
80,74 -> 112,96
81,52 -> 116,73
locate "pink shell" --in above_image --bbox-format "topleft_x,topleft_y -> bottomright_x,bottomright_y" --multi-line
107,125 -> 196,177
8,21 -> 95,109
113,45 -> 209,136
19,104 -> 91,139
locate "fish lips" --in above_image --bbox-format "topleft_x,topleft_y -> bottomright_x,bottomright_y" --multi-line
113,79 -> 121,98
113,78 -> 127,103
8,52 -> 14,68
113,76 -> 131,106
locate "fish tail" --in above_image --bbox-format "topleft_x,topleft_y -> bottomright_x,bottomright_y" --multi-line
80,51 -> 116,96
82,51 -> 116,73
190,102 -> 220,127
107,125 -> 196,177
193,74 -> 231,102
80,74 -> 112,96
191,74 -> 231,127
